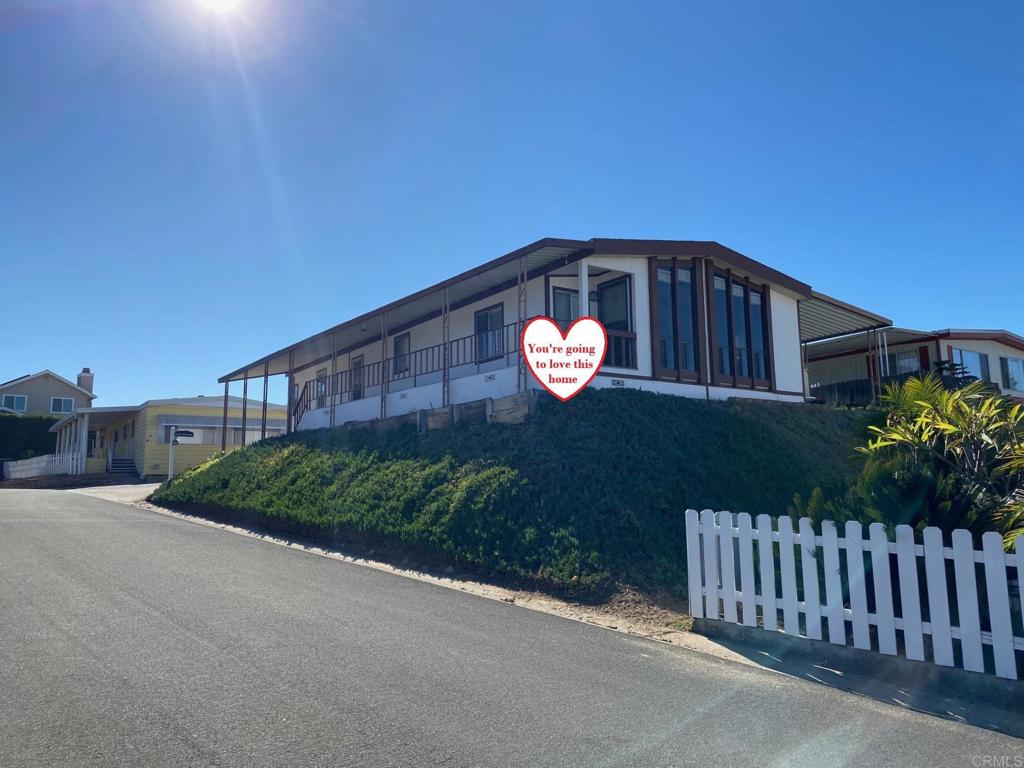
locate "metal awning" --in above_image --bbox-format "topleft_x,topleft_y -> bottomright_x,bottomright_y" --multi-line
218,238 -> 590,383
799,291 -> 892,343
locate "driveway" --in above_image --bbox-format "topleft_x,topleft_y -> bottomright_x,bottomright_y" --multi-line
1,489 -> 1020,767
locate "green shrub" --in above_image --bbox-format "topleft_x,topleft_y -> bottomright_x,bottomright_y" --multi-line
821,375 -> 1024,546
0,413 -> 59,460
153,389 -> 871,598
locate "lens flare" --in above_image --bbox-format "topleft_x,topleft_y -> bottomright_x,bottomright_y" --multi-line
196,0 -> 243,14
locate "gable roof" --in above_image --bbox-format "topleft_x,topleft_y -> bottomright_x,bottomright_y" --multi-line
218,236 -> 886,383
0,370 -> 96,400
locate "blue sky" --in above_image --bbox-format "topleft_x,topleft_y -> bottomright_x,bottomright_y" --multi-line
2,0 -> 1021,406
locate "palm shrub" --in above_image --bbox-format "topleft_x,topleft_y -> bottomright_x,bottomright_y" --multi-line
837,374 -> 1024,547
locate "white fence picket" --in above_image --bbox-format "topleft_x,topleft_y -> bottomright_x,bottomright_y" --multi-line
687,511 -> 1021,680
756,514 -> 777,631
736,513 -> 756,627
868,523 -> 897,655
951,529 -> 984,673
922,527 -> 954,667
821,520 -> 846,645
798,517 -> 822,640
981,532 -> 1017,680
895,525 -> 925,661
777,516 -> 799,635
718,512 -> 737,623
701,509 -> 720,620
844,521 -> 871,650
685,509 -> 703,619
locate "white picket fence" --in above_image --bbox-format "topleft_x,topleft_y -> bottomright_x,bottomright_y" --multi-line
685,510 -> 1024,680
1,453 -> 84,479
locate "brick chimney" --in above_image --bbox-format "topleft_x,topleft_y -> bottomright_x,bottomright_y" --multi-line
77,367 -> 94,394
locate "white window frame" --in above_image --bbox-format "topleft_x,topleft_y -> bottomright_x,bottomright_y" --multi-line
2,394 -> 28,412
50,397 -> 75,414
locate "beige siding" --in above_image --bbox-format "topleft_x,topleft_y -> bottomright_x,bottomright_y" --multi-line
0,374 -> 93,416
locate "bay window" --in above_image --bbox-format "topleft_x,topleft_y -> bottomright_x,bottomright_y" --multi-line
650,258 -> 701,380
709,269 -> 772,388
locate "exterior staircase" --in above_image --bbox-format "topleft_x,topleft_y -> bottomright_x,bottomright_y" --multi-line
108,458 -> 137,476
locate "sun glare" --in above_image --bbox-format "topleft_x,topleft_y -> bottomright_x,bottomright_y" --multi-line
196,0 -> 243,14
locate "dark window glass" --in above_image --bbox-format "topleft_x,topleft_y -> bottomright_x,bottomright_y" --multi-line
714,276 -> 731,376
952,348 -> 989,381
351,356 -> 364,400
475,304 -> 504,361
552,288 -> 579,332
393,333 -> 411,375
598,279 -> 630,331
731,283 -> 749,378
750,290 -> 769,381
656,267 -> 675,370
676,266 -> 696,371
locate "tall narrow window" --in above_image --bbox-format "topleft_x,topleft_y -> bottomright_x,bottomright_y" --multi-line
474,304 -> 504,361
750,289 -> 770,382
393,333 -> 411,376
598,278 -> 630,331
655,267 -> 676,370
315,367 -> 328,408
710,270 -> 772,387
713,275 -> 731,378
552,288 -> 579,332
731,283 -> 749,379
651,260 -> 700,379
676,266 -> 697,372
598,277 -> 636,368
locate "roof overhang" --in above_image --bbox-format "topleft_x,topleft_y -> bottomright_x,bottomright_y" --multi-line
49,405 -> 141,432
799,291 -> 892,343
218,238 -> 592,383
217,237 -> 882,382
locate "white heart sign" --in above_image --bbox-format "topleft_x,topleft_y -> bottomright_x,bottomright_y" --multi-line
520,316 -> 608,402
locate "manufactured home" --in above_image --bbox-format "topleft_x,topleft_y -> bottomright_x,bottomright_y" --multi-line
216,238 -> 890,433
807,327 -> 1024,405
49,395 -> 286,479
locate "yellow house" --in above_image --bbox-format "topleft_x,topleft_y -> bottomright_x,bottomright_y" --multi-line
49,395 -> 286,479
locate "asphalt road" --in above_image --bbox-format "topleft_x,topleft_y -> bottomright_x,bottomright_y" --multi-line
1,490 -> 1021,768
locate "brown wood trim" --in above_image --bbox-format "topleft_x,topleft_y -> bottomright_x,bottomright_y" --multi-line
649,259 -> 675,381
764,284 -> 777,392
588,239 -> 812,298
706,263 -> 719,386
694,257 -> 708,385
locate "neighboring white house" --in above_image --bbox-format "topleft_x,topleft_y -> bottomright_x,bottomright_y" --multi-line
216,237 -> 889,432
806,327 -> 1024,404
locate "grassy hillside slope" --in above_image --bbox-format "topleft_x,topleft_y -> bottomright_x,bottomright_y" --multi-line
152,389 -> 873,598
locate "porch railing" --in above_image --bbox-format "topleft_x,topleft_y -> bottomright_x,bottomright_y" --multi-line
294,321 -> 525,426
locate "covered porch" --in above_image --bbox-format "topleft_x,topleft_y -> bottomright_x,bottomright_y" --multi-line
218,239 -> 604,433
50,406 -> 140,476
